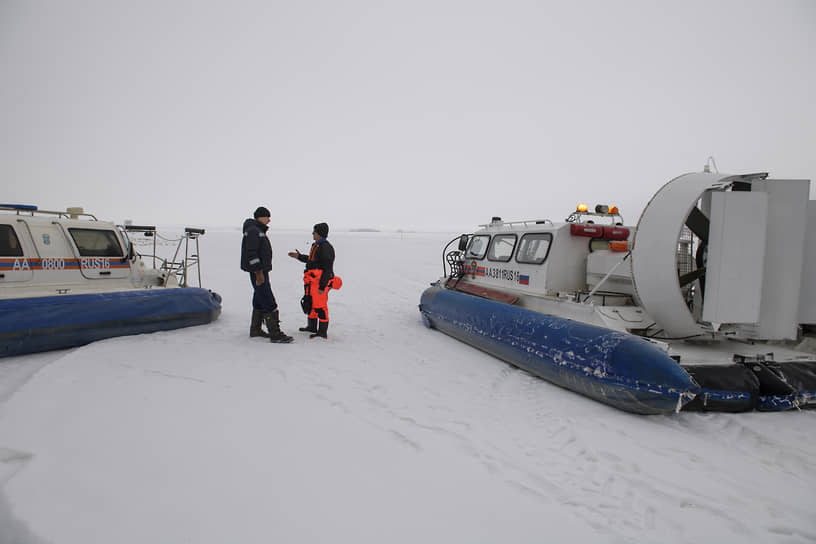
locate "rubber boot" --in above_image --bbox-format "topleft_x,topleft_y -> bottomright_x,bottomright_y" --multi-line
265,310 -> 294,343
299,318 -> 318,333
250,309 -> 270,338
310,320 -> 329,339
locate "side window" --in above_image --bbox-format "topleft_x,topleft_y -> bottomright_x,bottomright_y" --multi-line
589,239 -> 608,252
487,234 -> 517,262
516,233 -> 553,264
68,228 -> 124,257
0,225 -> 24,256
465,235 -> 490,260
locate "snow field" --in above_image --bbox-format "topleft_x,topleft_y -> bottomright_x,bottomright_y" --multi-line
1,229 -> 815,543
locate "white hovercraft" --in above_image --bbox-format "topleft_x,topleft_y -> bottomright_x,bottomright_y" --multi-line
419,167 -> 816,414
0,204 -> 222,357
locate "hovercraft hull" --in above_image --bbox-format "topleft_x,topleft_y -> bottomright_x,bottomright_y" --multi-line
419,286 -> 700,415
0,288 -> 222,357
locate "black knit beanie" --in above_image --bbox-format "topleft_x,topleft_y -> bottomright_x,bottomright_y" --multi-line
313,222 -> 329,238
254,206 -> 271,219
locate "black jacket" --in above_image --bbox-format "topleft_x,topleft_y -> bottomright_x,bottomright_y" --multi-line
298,238 -> 335,290
240,218 -> 273,272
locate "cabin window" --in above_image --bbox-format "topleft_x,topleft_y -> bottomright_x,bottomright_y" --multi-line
0,225 -> 24,257
516,233 -> 552,264
465,235 -> 490,260
487,234 -> 517,262
588,239 -> 609,252
68,228 -> 124,257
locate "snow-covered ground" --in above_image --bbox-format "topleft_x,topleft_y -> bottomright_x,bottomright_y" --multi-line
1,229 -> 815,544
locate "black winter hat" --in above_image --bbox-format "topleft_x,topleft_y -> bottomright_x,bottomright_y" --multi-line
254,206 -> 271,219
313,222 -> 329,238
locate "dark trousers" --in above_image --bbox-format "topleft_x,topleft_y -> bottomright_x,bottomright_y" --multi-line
249,271 -> 278,312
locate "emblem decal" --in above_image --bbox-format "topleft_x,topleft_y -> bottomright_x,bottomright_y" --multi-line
471,260 -> 477,279
42,234 -> 51,245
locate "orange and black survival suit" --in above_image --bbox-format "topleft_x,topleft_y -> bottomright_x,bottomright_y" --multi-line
294,222 -> 337,339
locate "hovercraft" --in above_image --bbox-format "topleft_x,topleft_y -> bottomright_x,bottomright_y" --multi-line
0,204 -> 222,357
419,169 -> 816,414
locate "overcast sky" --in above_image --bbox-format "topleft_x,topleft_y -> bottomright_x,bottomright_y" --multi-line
1,0 -> 814,231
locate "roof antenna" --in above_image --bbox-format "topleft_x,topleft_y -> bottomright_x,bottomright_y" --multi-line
703,156 -> 719,173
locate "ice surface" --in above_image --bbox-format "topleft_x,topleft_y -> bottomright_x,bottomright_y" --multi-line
1,230 -> 815,543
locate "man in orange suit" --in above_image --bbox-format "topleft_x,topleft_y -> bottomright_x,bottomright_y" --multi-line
288,222 -> 335,339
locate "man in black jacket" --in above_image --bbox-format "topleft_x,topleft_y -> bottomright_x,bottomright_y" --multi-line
241,206 -> 293,343
288,222 -> 335,339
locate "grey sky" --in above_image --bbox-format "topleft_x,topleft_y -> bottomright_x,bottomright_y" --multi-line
2,0 -> 814,231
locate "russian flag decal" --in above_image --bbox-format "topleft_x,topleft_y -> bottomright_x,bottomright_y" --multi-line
519,274 -> 529,285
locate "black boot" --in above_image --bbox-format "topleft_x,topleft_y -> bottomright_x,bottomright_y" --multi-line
310,320 -> 329,339
250,309 -> 270,338
264,310 -> 294,343
299,318 -> 318,333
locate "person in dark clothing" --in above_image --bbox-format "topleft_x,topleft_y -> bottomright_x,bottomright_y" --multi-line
241,206 -> 293,343
288,222 -> 336,339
